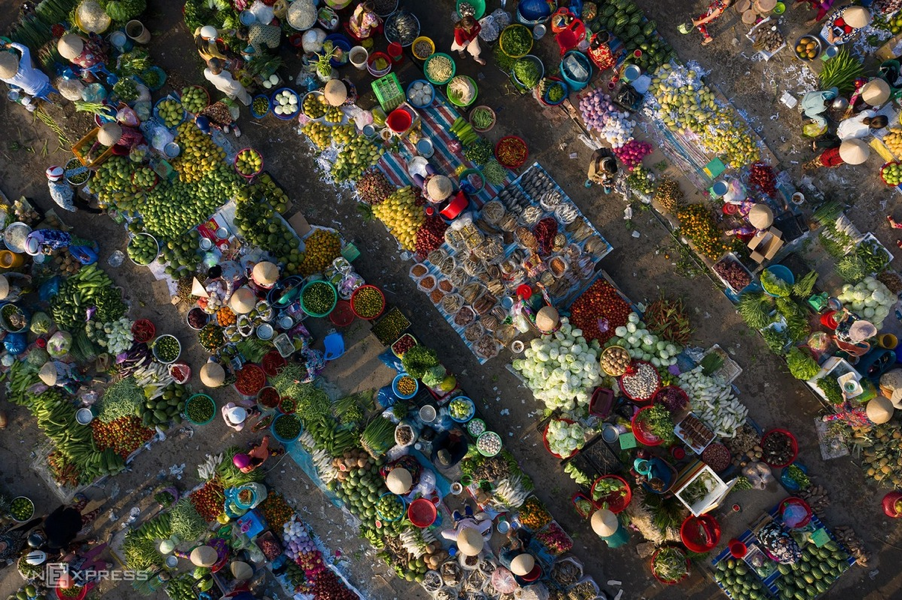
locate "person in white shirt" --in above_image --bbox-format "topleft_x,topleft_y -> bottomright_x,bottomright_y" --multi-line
203,58 -> 251,106
0,42 -> 55,101
837,111 -> 888,140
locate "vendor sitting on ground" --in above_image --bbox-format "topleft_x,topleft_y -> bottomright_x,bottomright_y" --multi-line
498,529 -> 543,586
804,138 -> 869,172
837,111 -> 888,140
432,427 -> 469,469
821,5 -> 871,45
97,122 -> 145,157
587,32 -> 617,72
381,456 -> 421,492
222,403 -> 258,432
725,202 -> 773,240
441,504 -> 491,549
800,87 -> 838,131
632,454 -> 675,493
196,100 -> 242,137
233,435 -> 284,474
587,148 -> 618,191
421,174 -> 454,205
348,2 -> 382,41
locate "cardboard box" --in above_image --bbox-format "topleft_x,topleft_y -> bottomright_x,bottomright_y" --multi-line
877,34 -> 902,61
748,227 -> 784,263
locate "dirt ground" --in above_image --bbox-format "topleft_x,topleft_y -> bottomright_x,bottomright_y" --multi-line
2,1 -> 902,599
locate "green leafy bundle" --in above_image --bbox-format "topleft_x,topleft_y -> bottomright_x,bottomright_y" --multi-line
737,292 -> 773,330
786,347 -> 820,380
401,345 -> 440,379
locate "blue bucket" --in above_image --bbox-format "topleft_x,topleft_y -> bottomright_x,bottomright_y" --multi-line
109,30 -> 132,52
712,181 -> 729,197
560,51 -> 592,92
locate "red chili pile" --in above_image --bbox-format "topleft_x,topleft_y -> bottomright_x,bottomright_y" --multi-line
190,479 -> 225,522
131,319 -> 155,343
749,162 -> 776,197
91,416 -> 155,459
415,214 -> 448,257
533,217 -> 558,255
235,364 -> 266,396
496,137 -> 528,167
261,350 -> 286,377
569,279 -> 631,343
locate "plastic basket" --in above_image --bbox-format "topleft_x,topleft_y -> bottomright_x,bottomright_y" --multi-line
300,280 -> 338,317
477,431 -> 502,457
9,496 -> 34,523
367,52 -> 392,77
261,350 -> 286,377
131,319 -> 156,343
447,76 -> 478,107
680,515 -> 721,552
760,428 -> 798,467
251,94 -> 270,118
234,147 -> 263,179
391,333 -> 417,357
376,492 -> 407,522
457,0 -> 486,19
424,53 -> 456,85
618,360 -> 662,404
325,33 -> 352,67
459,168 -> 485,194
411,36 -> 435,60
779,496 -> 813,529
651,547 -> 690,585
329,300 -> 356,327
469,105 -> 495,132
762,265 -> 794,297
350,284 -> 386,320
630,406 -> 664,447
372,73 -> 405,112
511,55 -> 544,90
541,77 -> 569,106
271,413 -> 303,444
152,334 -> 181,364
590,475 -> 632,513
184,394 -> 216,425
500,25 -> 533,58
406,79 -> 435,108
448,396 -> 475,422
542,418 -> 578,459
494,136 -> 529,169
271,88 -> 300,121
392,373 -> 419,400
127,232 -> 160,266
408,497 -> 437,527
153,97 -> 186,129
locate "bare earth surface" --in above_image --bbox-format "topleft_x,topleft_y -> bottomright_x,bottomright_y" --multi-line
0,1 -> 901,599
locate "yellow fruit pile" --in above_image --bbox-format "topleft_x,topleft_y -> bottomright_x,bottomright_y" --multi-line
171,122 -> 226,183
299,229 -> 342,276
886,128 -> 902,157
373,186 -> 424,251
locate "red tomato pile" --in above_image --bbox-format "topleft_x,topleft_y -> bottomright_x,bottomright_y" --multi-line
235,364 -> 266,396
569,279 -> 631,343
190,479 -> 225,522
91,416 -> 154,459
304,569 -> 358,600
260,492 -> 294,530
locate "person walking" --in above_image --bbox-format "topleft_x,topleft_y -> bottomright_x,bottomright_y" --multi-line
452,16 -> 486,65
45,167 -> 103,214
0,42 -> 56,102
41,494 -> 103,555
793,0 -> 835,25
693,0 -> 733,46
204,58 -> 251,106
194,25 -> 229,62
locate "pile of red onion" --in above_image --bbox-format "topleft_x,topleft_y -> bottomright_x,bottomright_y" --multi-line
415,214 -> 448,257
613,140 -> 652,170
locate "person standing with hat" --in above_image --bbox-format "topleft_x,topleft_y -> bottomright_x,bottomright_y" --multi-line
0,274 -> 27,304
821,5 -> 871,45
204,58 -> 252,106
200,361 -> 227,389
97,122 -> 145,157
0,42 -> 55,103
801,87 -> 839,132
222,403 -> 258,432
194,25 -> 232,63
836,110 -> 888,141
45,166 -> 103,214
591,508 -> 630,547
803,138 -> 870,172
233,436 -> 285,474
57,33 -> 107,75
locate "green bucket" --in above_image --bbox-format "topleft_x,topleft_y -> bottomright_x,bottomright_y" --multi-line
300,280 -> 338,318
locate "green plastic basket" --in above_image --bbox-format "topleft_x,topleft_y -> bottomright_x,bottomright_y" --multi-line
424,53 -> 456,85
372,73 -> 405,112
184,394 -> 216,426
300,280 -> 338,317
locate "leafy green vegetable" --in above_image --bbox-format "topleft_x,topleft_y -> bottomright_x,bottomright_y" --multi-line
513,58 -> 541,89
500,26 -> 532,57
761,270 -> 792,297
169,498 -> 207,541
817,377 -> 844,405
786,347 -> 820,380
401,345 -> 439,379
122,532 -> 160,571
836,254 -> 867,283
792,271 -> 818,299
640,405 -> 677,444
98,377 -> 143,423
760,326 -> 789,355
784,464 -> 811,489
463,139 -> 493,166
737,292 -> 773,330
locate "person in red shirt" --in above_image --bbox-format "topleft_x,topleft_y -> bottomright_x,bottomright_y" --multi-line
452,16 -> 485,65
802,146 -> 845,172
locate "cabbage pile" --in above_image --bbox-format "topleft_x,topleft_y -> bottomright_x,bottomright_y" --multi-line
546,419 -> 587,457
606,312 -> 681,367
512,318 -> 603,412
837,276 -> 897,328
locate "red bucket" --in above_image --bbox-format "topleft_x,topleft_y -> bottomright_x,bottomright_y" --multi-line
329,300 -> 356,327
820,310 -> 838,329
388,41 -> 403,62
729,539 -> 748,558
408,498 -> 437,527
387,108 -> 412,133
680,515 -> 721,553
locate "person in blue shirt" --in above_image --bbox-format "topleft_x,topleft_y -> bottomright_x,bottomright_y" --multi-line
0,42 -> 56,103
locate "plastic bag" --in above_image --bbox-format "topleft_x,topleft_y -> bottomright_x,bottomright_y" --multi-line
70,246 -> 98,265
117,106 -> 140,127
81,82 -> 107,103
39,277 -> 61,302
377,347 -> 404,372
4,332 -> 27,355
249,0 -> 275,24
25,347 -> 50,368
47,331 -> 73,358
376,384 -> 398,409
133,101 -> 151,122
29,311 -> 52,335
57,77 -> 85,101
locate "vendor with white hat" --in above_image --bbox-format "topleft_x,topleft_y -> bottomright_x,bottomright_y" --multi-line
230,287 -> 258,315
0,42 -> 54,102
97,121 -> 145,157
423,175 -> 454,205
189,545 -> 218,567
382,455 -> 437,497
57,33 -> 107,72
323,79 -> 348,107
858,78 -> 892,109
867,395 -> 895,422
497,529 -> 543,586
591,507 -> 630,548
200,361 -> 227,388
726,202 -> 774,239
251,261 -> 279,291
441,519 -> 490,556
822,5 -> 871,45
221,402 -> 258,432
0,274 -> 25,303
193,25 -> 231,63
804,138 -> 869,173
39,361 -> 83,393
230,560 -> 254,581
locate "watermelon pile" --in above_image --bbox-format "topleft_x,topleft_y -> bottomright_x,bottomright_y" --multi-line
584,0 -> 675,74
774,540 -> 851,600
